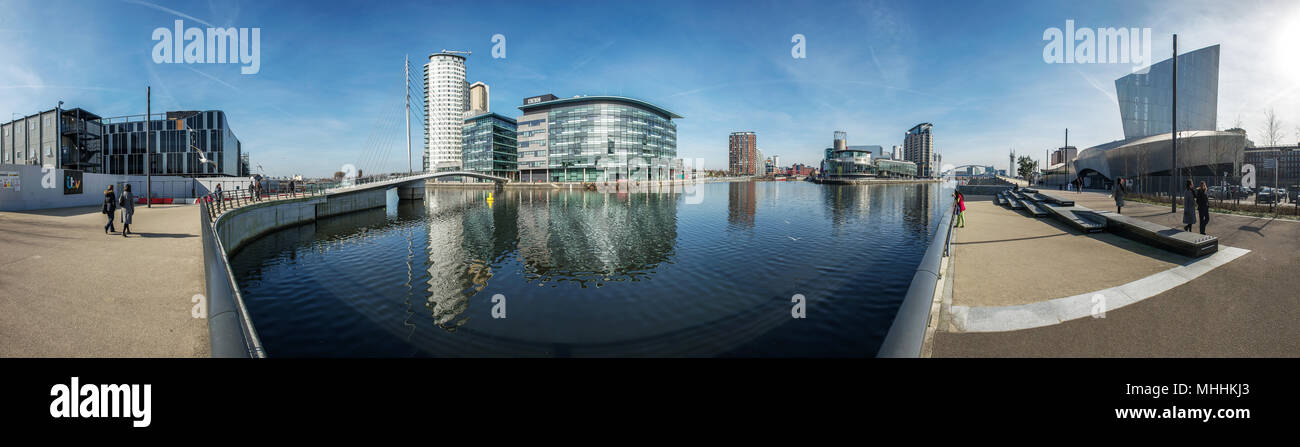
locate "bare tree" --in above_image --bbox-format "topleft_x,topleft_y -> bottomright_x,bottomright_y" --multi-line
1262,108 -> 1286,147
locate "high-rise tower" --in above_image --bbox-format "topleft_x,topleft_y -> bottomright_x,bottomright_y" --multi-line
423,51 -> 470,172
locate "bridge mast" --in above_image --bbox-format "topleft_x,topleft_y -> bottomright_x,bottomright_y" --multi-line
405,54 -> 412,174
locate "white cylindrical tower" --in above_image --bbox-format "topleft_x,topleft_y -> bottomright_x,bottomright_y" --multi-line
423,51 -> 469,172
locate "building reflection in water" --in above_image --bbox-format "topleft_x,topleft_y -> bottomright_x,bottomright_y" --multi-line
727,182 -> 757,228
423,187 -> 678,332
232,181 -> 954,357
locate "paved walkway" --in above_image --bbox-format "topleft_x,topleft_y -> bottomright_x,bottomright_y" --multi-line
0,204 -> 209,357
933,190 -> 1298,357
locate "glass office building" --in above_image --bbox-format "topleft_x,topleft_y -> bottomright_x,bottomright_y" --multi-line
1115,44 -> 1219,140
462,112 -> 518,181
101,110 -> 242,176
517,95 -> 681,182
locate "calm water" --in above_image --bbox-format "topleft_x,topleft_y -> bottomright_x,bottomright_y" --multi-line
229,181 -> 952,357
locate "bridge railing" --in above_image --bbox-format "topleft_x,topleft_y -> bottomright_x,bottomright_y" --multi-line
201,181 -> 329,221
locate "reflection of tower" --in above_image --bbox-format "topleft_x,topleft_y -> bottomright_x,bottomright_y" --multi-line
727,182 -> 757,227
425,188 -> 474,329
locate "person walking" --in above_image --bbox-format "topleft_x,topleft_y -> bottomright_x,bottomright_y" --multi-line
954,191 -> 966,228
1196,181 -> 1210,235
118,184 -> 136,236
1182,179 -> 1197,232
214,183 -> 223,203
102,184 -> 118,234
1113,177 -> 1127,214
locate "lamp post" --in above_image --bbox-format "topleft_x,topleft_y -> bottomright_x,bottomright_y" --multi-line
146,86 -> 152,208
1171,34 -> 1178,213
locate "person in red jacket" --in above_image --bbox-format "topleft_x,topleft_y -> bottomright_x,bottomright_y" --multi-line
955,191 -> 966,228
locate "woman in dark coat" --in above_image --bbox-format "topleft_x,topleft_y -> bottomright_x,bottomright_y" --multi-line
1196,181 -> 1210,235
1182,180 -> 1196,232
102,184 -> 117,234
119,184 -> 135,236
1113,177 -> 1126,214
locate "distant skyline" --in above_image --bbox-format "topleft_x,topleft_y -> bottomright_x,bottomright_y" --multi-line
1,0 -> 1298,177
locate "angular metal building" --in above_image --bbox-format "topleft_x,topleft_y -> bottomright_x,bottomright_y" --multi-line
1072,44 -> 1245,193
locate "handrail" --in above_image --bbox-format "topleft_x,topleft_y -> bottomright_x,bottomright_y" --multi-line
196,174 -> 426,356
198,193 -> 266,358
877,195 -> 957,358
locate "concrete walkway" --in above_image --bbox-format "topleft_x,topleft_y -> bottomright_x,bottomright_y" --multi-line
0,204 -> 209,357
934,191 -> 1298,357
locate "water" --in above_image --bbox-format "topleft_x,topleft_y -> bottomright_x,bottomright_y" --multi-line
229,181 -> 952,357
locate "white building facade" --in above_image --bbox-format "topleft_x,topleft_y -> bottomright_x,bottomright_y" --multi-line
423,52 -> 469,172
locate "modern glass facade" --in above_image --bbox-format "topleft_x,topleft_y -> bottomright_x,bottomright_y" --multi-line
825,149 -> 875,177
517,96 -> 681,182
462,112 -> 518,181
1115,44 -> 1219,140
101,110 -> 241,176
875,159 -> 917,178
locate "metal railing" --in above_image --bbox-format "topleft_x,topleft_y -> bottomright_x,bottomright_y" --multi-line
201,182 -> 332,221
198,194 -> 266,358
877,198 -> 957,358
195,173 -> 434,357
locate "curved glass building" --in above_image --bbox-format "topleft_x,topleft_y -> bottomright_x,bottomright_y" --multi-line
517,95 -> 680,182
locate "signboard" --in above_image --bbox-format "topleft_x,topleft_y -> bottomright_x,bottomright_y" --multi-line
523,94 -> 557,105
63,170 -> 83,195
1,171 -> 18,191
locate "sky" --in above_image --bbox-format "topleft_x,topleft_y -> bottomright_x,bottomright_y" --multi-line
1,0 -> 1298,177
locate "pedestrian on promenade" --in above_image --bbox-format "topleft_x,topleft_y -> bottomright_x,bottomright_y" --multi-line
102,184 -> 117,234
118,184 -> 135,236
1182,179 -> 1197,232
1113,177 -> 1127,214
214,183 -> 223,203
1196,181 -> 1210,235
954,191 -> 966,228
289,179 -> 296,197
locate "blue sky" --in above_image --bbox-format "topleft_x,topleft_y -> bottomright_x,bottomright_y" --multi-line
2,0 -> 1298,177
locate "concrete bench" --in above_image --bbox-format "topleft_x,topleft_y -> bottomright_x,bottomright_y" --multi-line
1007,195 -> 1025,210
1013,192 -> 1049,217
1036,192 -> 1075,207
1044,205 -> 1107,233
1095,211 -> 1219,257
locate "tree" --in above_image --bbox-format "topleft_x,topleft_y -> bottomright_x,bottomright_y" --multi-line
1261,108 -> 1286,147
333,171 -> 345,181
1016,155 -> 1038,182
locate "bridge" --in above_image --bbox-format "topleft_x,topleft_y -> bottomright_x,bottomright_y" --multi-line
329,171 -> 510,194
942,164 -> 999,177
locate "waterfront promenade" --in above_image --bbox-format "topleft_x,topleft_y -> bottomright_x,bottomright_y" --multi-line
0,204 -> 209,357
933,190 -> 1298,357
